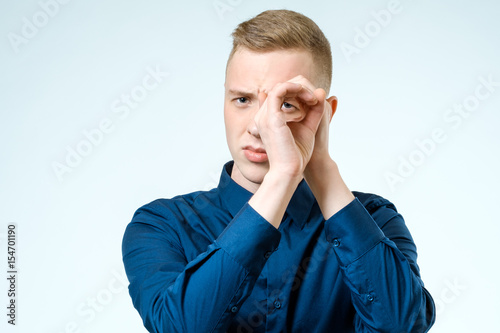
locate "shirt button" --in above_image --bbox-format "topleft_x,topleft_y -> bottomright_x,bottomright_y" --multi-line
264,251 -> 272,259
273,300 -> 281,309
332,238 -> 340,247
367,294 -> 374,302
230,306 -> 238,313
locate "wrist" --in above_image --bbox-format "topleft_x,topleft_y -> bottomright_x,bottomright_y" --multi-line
304,155 -> 336,180
264,169 -> 303,192
249,170 -> 302,228
304,159 -> 354,220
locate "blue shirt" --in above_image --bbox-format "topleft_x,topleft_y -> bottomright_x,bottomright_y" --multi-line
122,161 -> 435,332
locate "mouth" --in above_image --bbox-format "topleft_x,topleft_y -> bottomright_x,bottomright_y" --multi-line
242,146 -> 268,163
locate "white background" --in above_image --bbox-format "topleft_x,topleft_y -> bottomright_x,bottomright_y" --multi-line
1,0 -> 499,332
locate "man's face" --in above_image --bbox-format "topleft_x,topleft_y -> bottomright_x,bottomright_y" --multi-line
224,48 -> 316,192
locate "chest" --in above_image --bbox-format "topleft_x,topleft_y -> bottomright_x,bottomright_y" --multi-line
229,223 -> 354,332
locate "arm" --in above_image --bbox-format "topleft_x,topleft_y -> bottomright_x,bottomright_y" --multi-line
324,193 -> 436,332
297,76 -> 436,331
122,201 -> 280,333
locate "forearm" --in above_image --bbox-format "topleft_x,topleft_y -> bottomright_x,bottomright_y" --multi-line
123,204 -> 281,332
325,197 -> 436,332
304,157 -> 354,220
137,246 -> 254,332
248,171 -> 302,228
349,241 -> 436,332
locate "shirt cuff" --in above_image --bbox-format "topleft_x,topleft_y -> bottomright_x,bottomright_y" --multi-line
215,203 -> 281,276
324,198 -> 385,266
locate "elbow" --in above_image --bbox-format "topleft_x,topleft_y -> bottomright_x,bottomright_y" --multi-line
392,288 -> 436,333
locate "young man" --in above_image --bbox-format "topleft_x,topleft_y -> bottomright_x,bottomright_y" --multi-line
122,10 -> 436,333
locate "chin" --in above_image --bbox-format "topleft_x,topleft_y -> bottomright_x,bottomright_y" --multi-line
234,160 -> 269,185
246,171 -> 266,185
245,164 -> 269,181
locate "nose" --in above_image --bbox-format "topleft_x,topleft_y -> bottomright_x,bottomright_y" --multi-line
247,91 -> 268,138
246,115 -> 260,138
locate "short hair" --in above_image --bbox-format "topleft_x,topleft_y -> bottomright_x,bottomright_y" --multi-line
227,9 -> 332,93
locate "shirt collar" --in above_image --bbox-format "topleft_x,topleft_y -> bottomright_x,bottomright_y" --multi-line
218,161 -> 316,228
218,161 -> 253,218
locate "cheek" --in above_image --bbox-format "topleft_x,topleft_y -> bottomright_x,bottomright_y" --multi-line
224,110 -> 240,147
224,108 -> 247,134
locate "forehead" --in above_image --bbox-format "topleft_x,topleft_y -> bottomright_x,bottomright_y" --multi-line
225,48 -> 315,93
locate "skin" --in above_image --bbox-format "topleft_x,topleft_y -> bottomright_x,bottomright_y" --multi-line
224,48 -> 354,228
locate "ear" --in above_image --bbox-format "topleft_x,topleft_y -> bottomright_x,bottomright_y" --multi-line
326,96 -> 338,122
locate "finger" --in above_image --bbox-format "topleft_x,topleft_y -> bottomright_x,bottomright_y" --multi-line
286,75 -> 319,104
294,84 -> 319,106
258,91 -> 268,110
267,82 -> 317,114
301,88 -> 326,130
287,75 -> 316,94
281,77 -> 322,123
313,88 -> 327,104
254,91 -> 286,136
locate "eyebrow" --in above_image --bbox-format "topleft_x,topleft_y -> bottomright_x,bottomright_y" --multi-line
226,89 -> 258,98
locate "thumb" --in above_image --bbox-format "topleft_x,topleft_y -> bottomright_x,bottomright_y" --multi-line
302,88 -> 326,131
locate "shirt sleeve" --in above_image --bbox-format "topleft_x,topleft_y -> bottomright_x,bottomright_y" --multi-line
122,202 -> 281,333
324,196 -> 436,333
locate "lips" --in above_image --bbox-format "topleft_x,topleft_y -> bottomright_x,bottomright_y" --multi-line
242,146 -> 268,163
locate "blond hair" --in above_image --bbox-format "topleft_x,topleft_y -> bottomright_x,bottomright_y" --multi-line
227,9 -> 332,92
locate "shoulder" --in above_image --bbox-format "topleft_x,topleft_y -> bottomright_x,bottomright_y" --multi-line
132,189 -> 216,224
123,189 -> 218,250
134,190 -> 214,217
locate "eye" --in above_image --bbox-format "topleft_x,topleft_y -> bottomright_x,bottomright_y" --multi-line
282,101 -> 297,110
236,97 -> 249,104
233,97 -> 251,108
